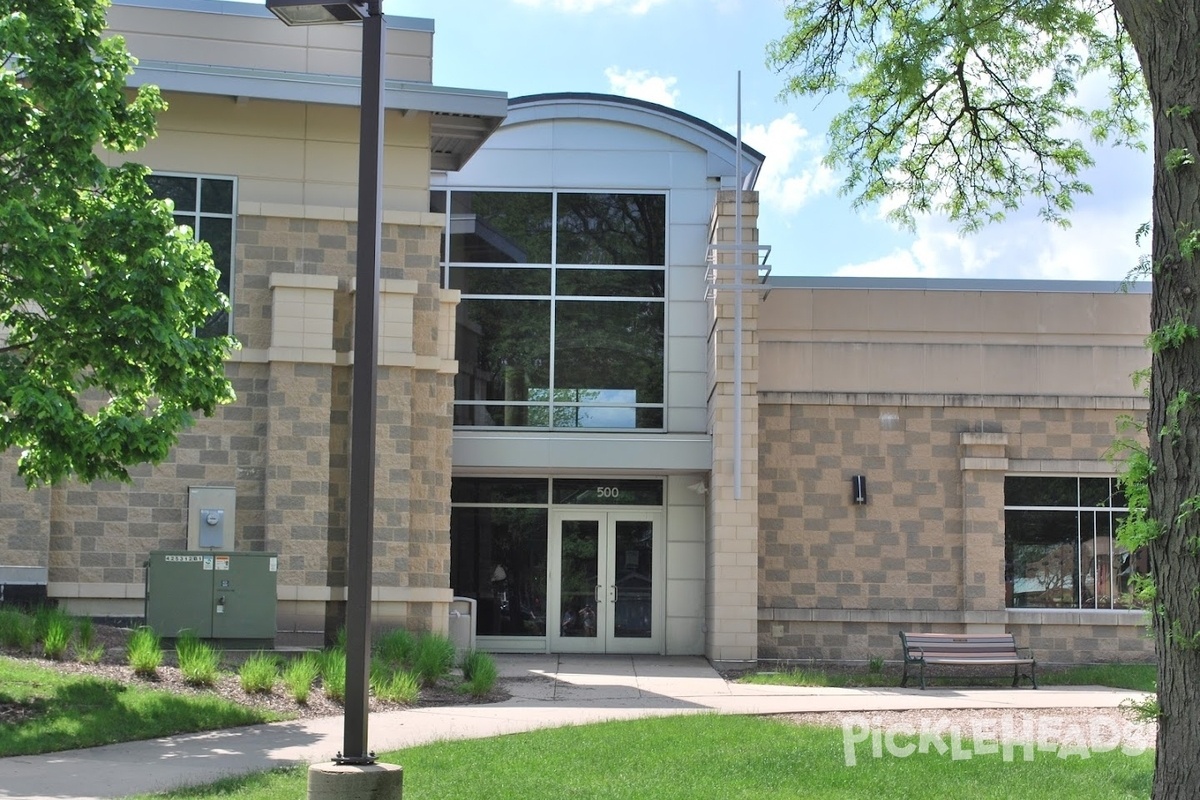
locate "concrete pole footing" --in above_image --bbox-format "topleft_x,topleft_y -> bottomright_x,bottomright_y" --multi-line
307,761 -> 403,799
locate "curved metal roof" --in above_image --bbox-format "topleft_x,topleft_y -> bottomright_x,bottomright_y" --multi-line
508,93 -> 765,189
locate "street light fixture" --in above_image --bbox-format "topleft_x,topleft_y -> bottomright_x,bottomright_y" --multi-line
266,0 -> 365,25
266,0 -> 384,768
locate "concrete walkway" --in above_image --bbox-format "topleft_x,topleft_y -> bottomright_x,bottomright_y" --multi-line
0,655 -> 1148,800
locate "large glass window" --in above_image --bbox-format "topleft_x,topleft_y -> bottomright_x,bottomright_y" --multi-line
451,478 -> 550,637
146,173 -> 236,337
1004,476 -> 1146,609
434,190 -> 666,430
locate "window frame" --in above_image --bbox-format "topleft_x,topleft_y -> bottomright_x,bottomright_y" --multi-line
435,188 -> 669,432
1003,474 -> 1141,611
146,171 -> 237,337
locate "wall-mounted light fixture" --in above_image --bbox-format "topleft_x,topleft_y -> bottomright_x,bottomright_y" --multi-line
851,475 -> 868,505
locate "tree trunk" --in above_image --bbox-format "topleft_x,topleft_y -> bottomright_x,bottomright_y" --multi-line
1112,2 -> 1200,798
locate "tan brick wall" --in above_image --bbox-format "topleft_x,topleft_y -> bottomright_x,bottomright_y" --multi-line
0,216 -> 455,637
757,393 -> 1155,664
1,472 -> 52,571
757,614 -> 1153,665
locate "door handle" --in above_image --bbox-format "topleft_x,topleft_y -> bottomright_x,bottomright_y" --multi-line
610,585 -> 617,602
595,584 -> 602,603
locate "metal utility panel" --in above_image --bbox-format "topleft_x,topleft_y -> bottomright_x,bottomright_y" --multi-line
188,487 -> 236,550
145,551 -> 277,645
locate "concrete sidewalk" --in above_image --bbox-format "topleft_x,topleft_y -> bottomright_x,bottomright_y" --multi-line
0,655 -> 1148,800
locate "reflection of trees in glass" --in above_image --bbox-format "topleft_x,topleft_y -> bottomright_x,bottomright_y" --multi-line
455,298 -> 550,426
445,190 -> 666,429
557,193 -> 666,265
1005,476 -> 1124,509
451,477 -> 548,504
449,507 -> 547,636
449,192 -> 552,264
555,300 -> 664,404
557,267 -> 664,297
559,522 -> 599,638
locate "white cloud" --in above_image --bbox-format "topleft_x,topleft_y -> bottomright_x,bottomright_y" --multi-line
833,204 -> 1150,281
605,68 -> 679,107
512,0 -> 668,14
740,113 -> 837,214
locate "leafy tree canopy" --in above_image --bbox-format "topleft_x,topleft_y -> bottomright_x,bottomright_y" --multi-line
0,0 -> 235,486
767,0 -> 1148,231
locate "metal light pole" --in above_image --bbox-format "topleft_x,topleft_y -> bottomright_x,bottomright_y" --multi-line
265,0 -> 384,766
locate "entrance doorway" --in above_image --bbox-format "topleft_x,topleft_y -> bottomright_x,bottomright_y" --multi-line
548,511 -> 662,654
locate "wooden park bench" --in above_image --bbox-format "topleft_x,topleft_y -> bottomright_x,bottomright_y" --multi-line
899,631 -> 1038,690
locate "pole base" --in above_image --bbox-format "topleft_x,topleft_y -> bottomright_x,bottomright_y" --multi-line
307,761 -> 403,800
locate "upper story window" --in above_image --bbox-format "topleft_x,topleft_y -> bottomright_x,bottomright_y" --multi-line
432,189 -> 666,430
1004,476 -> 1147,610
146,173 -> 235,337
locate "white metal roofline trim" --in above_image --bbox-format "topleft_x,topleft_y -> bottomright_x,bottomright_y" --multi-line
128,61 -> 509,119
505,94 -> 764,187
764,276 -> 1151,294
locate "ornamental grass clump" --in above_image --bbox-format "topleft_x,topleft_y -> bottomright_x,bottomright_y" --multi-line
282,652 -> 321,704
377,668 -> 421,705
239,651 -> 279,694
460,649 -> 499,697
176,631 -> 221,687
374,628 -> 415,668
74,616 -> 104,664
41,613 -> 72,661
320,647 -> 346,702
0,608 -> 35,651
126,627 -> 163,678
412,633 -> 456,687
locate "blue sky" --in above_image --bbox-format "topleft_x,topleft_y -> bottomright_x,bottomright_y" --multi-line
245,0 -> 1154,281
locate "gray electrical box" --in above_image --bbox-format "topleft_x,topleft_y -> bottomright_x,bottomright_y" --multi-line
145,551 -> 277,646
188,487 -> 236,550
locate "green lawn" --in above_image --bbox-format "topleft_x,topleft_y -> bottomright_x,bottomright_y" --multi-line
133,715 -> 1153,800
0,656 -> 282,757
740,663 -> 1156,692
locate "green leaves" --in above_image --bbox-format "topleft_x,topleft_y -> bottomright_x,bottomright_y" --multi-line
0,0 -> 235,485
768,0 -> 1149,230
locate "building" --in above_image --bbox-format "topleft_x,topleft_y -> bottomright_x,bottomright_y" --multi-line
0,0 -> 1154,666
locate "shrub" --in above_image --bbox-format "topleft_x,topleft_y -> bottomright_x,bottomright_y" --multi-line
176,631 -> 221,687
374,628 -> 415,667
868,656 -> 884,674
0,608 -> 35,650
127,627 -> 163,678
320,647 -> 346,702
412,632 -> 456,687
239,651 -> 279,694
460,649 -> 498,697
41,613 -> 72,661
282,652 -> 321,704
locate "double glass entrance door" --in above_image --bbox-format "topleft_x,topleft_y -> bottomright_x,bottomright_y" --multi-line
549,511 -> 661,654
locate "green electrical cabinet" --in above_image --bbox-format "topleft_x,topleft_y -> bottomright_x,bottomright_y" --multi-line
145,551 -> 278,646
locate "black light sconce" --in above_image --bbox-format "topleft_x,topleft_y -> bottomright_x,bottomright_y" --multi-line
851,475 -> 868,505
